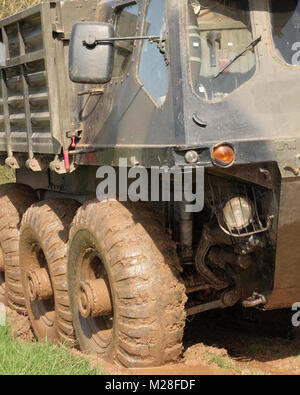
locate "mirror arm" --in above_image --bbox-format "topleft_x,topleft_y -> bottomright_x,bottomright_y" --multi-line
83,35 -> 162,48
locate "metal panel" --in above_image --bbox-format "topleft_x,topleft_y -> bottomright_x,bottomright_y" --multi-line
0,4 -> 53,155
0,1 -> 97,157
265,177 -> 300,309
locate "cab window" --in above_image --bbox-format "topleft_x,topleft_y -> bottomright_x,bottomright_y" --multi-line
113,3 -> 139,78
270,0 -> 300,66
139,0 -> 168,106
188,0 -> 256,102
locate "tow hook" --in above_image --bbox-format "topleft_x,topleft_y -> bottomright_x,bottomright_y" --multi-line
242,292 -> 267,308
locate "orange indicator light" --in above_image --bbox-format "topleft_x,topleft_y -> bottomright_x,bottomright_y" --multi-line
212,144 -> 235,166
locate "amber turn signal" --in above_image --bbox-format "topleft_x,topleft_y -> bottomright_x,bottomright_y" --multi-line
212,144 -> 235,166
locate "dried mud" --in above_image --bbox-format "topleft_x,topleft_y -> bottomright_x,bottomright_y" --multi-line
6,307 -> 34,342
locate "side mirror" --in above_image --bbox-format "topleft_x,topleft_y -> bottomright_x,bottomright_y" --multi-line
69,22 -> 115,84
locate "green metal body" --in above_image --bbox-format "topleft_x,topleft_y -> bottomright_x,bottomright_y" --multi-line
0,0 -> 97,157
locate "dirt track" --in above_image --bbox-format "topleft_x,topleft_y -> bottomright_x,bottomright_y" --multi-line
6,306 -> 300,375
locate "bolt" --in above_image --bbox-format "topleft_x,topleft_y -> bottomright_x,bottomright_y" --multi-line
185,150 -> 198,164
130,156 -> 139,166
222,289 -> 242,307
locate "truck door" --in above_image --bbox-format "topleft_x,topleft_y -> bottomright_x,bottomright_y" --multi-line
78,1 -> 139,146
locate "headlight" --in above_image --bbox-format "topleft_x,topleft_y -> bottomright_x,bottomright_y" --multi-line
222,197 -> 254,231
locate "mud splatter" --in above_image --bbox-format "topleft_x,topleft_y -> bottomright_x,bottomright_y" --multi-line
6,307 -> 34,342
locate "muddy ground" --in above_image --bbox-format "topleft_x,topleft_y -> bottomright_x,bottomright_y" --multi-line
5,306 -> 300,375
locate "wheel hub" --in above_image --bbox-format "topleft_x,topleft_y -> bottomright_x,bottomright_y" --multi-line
27,268 -> 53,302
78,279 -> 112,318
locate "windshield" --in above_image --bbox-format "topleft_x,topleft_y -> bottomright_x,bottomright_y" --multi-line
187,0 -> 256,102
270,0 -> 300,66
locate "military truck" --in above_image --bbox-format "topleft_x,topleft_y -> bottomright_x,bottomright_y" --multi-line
0,0 -> 299,367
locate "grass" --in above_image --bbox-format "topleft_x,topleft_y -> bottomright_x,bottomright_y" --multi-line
207,351 -> 265,375
208,353 -> 236,371
245,340 -> 290,359
0,0 -> 40,19
0,166 -> 15,184
0,324 -> 100,375
248,369 -> 266,376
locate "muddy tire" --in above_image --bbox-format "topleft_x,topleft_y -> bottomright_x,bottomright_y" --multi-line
0,183 -> 38,313
20,199 -> 79,344
68,200 -> 187,367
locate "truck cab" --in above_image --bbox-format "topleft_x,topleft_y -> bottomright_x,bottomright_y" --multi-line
67,0 -> 300,310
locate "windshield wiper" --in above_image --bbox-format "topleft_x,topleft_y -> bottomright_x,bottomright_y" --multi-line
214,36 -> 262,79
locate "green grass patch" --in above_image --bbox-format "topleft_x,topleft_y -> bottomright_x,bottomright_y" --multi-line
246,342 -> 286,359
0,0 -> 40,19
0,166 -> 15,184
207,351 -> 266,375
248,369 -> 266,376
0,325 -> 100,375
207,352 -> 235,371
